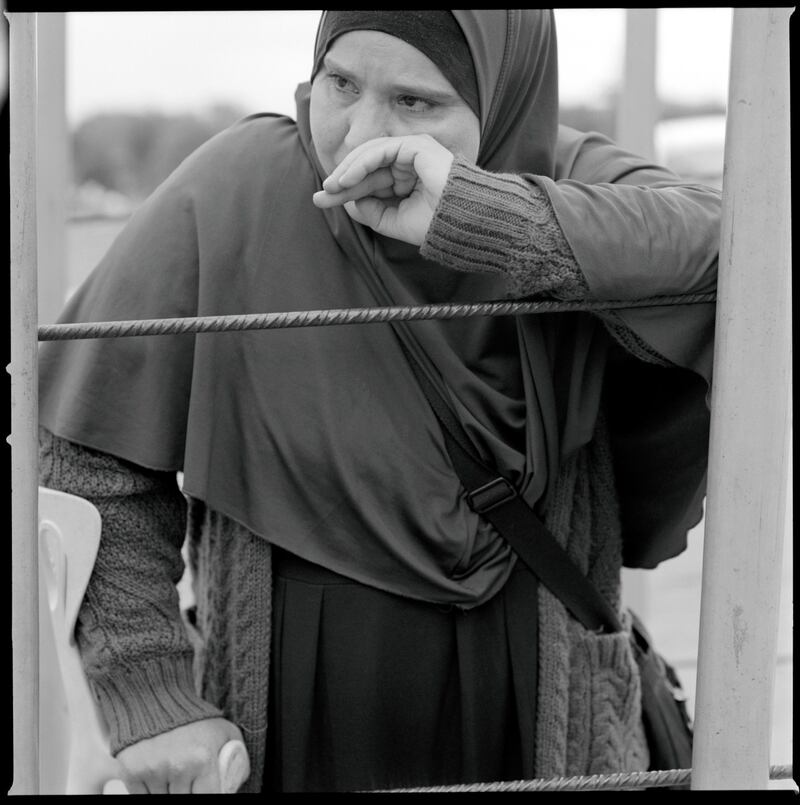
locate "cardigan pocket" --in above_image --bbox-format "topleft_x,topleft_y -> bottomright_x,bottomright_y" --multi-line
565,619 -> 650,777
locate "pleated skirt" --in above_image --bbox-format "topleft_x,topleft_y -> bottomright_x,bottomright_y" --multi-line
265,546 -> 539,793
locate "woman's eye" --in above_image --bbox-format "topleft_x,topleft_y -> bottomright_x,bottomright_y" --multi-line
397,95 -> 435,113
328,73 -> 357,94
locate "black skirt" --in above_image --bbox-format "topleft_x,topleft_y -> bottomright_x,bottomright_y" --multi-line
265,547 -> 539,793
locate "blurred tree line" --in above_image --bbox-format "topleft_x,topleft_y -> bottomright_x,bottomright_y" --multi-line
71,103 -> 246,207
70,97 -> 725,211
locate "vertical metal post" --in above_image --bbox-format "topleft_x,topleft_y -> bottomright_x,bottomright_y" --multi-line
615,8 -> 658,160
691,7 -> 792,790
618,7 -> 658,621
36,12 -> 68,325
8,11 -> 40,797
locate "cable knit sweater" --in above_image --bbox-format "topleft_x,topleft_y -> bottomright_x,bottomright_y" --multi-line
39,159 -> 654,793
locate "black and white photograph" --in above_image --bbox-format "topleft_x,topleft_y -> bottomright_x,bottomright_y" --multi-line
6,7 -> 793,794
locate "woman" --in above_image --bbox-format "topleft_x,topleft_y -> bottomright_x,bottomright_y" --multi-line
38,10 -> 719,793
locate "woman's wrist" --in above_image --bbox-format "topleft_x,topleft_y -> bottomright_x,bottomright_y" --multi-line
420,156 -> 589,300
89,653 -> 224,756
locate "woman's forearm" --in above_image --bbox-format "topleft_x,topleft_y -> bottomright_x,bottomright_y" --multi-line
38,427 -> 222,754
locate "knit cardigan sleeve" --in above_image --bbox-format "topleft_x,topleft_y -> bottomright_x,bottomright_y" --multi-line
420,156 -> 672,367
38,426 -> 223,755
421,155 -> 590,300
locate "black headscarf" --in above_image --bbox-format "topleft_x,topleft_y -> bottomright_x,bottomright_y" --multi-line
311,10 -> 481,119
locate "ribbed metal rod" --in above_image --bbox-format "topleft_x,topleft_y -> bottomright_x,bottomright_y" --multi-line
372,764 -> 794,793
37,292 -> 717,341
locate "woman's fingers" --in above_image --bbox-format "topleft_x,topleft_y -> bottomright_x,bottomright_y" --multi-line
343,197 -> 385,230
312,134 -> 455,245
321,134 -> 448,197
114,718 -> 249,795
313,166 -> 396,208
166,771 -> 196,794
323,137 -> 408,193
190,766 -> 223,794
119,755 -> 207,794
119,777 -> 150,795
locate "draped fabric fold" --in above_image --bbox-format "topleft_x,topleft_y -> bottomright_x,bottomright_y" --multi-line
38,9 -> 713,613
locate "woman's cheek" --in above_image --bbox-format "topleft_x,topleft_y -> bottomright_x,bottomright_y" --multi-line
309,89 -> 342,175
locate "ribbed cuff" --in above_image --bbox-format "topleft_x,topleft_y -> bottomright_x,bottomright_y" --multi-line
421,156 -> 589,299
90,653 -> 224,754
598,310 -> 673,366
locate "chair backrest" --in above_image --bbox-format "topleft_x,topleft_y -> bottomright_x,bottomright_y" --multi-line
37,486 -> 249,794
38,486 -> 127,794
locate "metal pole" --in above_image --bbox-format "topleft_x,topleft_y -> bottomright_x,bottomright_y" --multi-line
615,8 -> 658,160
618,7 -> 658,621
691,7 -> 792,790
7,11 -> 41,797
36,12 -> 68,325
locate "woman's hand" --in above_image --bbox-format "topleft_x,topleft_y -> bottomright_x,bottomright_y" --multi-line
115,717 -> 249,794
312,134 -> 454,246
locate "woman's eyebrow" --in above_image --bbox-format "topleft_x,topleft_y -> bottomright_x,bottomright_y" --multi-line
322,54 -> 356,78
323,54 -> 458,101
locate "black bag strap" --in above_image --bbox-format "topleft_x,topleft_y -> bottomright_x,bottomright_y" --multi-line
399,337 -> 623,634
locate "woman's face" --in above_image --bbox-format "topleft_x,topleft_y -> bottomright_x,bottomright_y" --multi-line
310,30 -> 481,176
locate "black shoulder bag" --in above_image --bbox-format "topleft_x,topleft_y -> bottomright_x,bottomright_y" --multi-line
400,337 -> 693,774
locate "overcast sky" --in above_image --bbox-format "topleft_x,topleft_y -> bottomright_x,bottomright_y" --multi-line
61,9 -> 733,126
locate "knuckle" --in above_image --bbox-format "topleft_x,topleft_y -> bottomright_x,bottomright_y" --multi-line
155,748 -> 212,779
187,745 -> 215,769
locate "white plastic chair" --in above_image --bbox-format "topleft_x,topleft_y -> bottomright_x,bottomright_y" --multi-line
38,486 -> 249,794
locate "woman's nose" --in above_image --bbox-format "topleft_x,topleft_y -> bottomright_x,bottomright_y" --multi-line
343,100 -> 392,150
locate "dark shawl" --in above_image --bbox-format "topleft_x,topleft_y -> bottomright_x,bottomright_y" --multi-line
39,11 -> 715,604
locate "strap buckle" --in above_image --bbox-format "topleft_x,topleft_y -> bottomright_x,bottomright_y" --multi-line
466,477 -> 517,514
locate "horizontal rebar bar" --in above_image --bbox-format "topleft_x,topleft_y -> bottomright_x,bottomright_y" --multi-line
372,763 -> 794,793
37,292 -> 717,341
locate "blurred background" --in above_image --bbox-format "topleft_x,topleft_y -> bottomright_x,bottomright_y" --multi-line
3,6 -> 792,790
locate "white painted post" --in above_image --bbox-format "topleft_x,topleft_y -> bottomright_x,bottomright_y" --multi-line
7,11 -> 41,797
615,8 -> 658,160
691,7 -> 792,790
36,12 -> 68,325
618,7 -> 658,622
